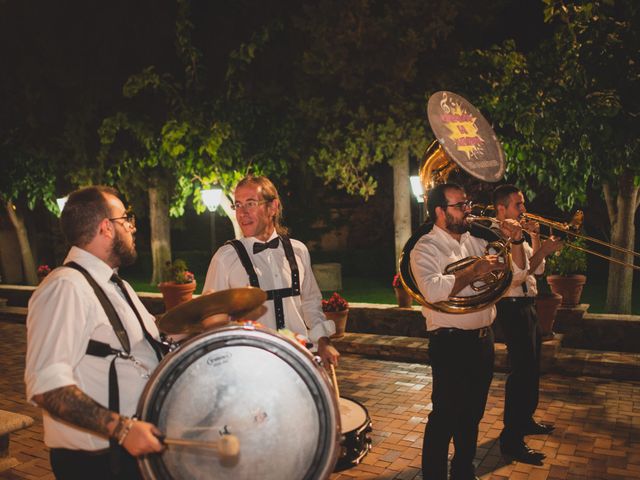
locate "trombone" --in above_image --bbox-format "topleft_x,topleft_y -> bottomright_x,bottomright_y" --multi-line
472,204 -> 640,271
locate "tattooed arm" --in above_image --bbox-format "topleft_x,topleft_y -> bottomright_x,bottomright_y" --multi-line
33,385 -> 164,456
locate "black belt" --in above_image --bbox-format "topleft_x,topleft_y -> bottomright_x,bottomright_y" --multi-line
499,297 -> 535,305
428,326 -> 491,339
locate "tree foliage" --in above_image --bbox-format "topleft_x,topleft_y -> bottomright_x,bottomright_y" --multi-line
460,0 -> 640,209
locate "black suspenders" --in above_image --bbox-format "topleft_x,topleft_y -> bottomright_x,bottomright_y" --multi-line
226,236 -> 301,330
63,262 -> 161,474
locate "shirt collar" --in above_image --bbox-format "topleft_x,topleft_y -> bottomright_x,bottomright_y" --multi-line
433,224 -> 471,247
64,246 -> 117,284
245,230 -> 279,246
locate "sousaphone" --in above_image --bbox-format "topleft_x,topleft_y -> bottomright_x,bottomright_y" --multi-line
399,91 -> 512,313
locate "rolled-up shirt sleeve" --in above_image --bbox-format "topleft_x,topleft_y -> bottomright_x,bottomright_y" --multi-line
508,248 -> 530,288
25,277 -> 90,402
410,239 -> 456,304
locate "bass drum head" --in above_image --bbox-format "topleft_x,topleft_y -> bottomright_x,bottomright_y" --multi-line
137,326 -> 340,480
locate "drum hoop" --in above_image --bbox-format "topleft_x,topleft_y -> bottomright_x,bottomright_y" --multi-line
137,326 -> 340,480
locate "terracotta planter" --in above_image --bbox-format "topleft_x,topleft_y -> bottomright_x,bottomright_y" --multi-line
159,281 -> 197,311
325,309 -> 349,339
394,286 -> 413,308
546,274 -> 587,306
536,292 -> 562,338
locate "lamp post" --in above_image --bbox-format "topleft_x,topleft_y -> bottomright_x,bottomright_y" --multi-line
409,176 -> 425,225
201,188 -> 223,252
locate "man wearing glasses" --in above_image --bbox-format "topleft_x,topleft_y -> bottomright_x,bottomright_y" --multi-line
25,186 -> 164,479
410,183 -> 526,480
203,175 -> 339,366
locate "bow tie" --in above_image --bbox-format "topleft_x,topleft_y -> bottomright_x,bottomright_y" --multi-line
253,237 -> 280,254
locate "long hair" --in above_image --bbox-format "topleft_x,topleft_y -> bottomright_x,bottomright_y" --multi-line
235,175 -> 289,236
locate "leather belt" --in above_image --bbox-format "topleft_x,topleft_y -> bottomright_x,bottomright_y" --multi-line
428,326 -> 491,339
499,297 -> 535,305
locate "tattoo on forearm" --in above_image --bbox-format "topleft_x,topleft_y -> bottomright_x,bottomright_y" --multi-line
40,385 -> 118,438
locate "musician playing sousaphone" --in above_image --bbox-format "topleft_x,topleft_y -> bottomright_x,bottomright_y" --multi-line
403,92 -> 528,480
202,175 -> 340,367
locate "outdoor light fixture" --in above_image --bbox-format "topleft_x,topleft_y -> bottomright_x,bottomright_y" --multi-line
56,196 -> 68,214
201,187 -> 223,251
409,176 -> 424,203
201,188 -> 223,212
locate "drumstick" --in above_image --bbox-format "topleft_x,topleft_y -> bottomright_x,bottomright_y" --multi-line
329,364 -> 340,400
163,434 -> 240,458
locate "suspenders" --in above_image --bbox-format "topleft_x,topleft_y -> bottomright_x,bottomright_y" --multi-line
63,262 -> 162,474
226,236 -> 301,330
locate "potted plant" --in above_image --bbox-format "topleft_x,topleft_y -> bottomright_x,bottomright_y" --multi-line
392,273 -> 413,308
545,238 -> 588,306
158,259 -> 197,311
322,292 -> 349,339
535,276 -> 562,338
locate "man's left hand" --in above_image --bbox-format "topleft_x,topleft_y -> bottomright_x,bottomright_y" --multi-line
317,337 -> 340,366
500,218 -> 523,242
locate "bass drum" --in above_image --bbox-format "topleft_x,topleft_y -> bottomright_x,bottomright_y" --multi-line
137,325 -> 341,480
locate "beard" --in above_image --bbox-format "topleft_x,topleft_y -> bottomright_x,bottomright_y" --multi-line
445,211 -> 469,234
111,230 -> 137,267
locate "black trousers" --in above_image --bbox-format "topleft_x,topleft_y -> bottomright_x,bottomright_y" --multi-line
495,299 -> 542,445
422,329 -> 494,480
50,447 -> 142,480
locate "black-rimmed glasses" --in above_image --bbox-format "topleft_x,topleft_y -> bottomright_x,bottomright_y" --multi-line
109,213 -> 136,228
445,200 -> 473,211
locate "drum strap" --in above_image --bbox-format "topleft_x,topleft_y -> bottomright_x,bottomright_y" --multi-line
226,236 -> 301,330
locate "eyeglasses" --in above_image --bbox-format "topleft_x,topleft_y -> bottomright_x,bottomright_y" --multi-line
109,213 -> 136,228
231,200 -> 270,211
445,200 -> 473,211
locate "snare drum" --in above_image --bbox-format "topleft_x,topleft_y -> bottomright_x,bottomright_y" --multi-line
335,397 -> 372,470
137,326 -> 341,480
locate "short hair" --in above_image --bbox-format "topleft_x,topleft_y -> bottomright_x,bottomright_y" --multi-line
492,184 -> 521,209
426,183 -> 464,220
235,175 -> 289,236
60,186 -> 119,247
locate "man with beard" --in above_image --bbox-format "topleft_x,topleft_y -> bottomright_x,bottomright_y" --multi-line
25,186 -> 164,480
410,183 -> 526,480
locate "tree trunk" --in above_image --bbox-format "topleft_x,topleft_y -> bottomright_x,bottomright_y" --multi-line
148,183 -> 172,285
603,173 -> 639,314
392,147 -> 411,272
4,200 -> 38,285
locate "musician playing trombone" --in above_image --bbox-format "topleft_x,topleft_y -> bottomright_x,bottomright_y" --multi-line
493,184 -> 563,464
411,183 -> 527,480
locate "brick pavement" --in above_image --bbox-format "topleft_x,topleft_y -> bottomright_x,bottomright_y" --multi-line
1,321 -> 639,480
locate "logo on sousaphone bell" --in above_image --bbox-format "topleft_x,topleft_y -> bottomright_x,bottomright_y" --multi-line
427,91 -> 505,182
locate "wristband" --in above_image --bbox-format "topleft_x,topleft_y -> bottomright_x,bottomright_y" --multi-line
115,417 -> 136,445
511,237 -> 525,245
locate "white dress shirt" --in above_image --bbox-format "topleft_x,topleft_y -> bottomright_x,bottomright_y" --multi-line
410,225 -> 527,331
505,239 -> 543,297
203,232 -> 335,342
25,247 -> 160,451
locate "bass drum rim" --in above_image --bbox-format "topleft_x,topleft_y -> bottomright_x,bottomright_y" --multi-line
136,326 -> 341,480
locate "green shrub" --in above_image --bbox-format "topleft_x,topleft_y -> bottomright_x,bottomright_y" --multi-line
545,238 -> 587,276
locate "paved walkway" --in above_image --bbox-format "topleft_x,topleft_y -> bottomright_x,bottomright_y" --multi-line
1,321 -> 639,480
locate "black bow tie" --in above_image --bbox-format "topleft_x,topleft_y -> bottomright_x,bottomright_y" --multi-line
253,237 -> 280,254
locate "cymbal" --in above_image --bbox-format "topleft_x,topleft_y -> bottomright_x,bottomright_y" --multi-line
158,287 -> 267,334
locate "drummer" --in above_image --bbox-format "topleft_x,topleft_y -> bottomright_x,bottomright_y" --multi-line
202,175 -> 340,366
24,186 -> 164,480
